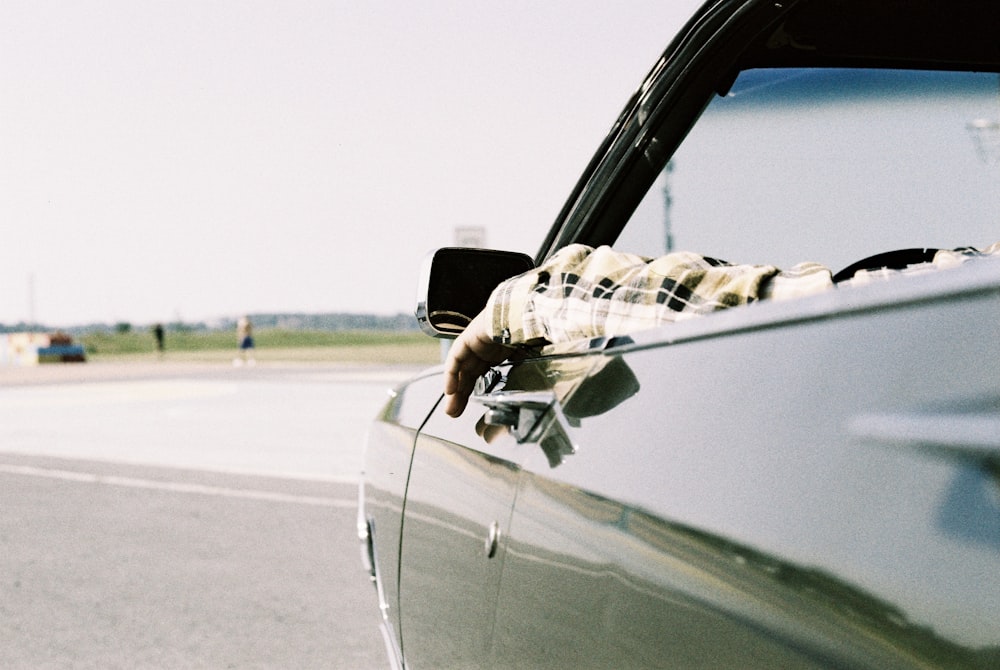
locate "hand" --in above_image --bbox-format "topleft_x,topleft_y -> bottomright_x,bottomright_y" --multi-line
443,310 -> 516,417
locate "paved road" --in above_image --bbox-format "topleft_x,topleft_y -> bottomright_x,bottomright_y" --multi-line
0,361 -> 430,669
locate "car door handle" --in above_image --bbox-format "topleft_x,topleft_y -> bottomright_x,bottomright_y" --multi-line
848,410 -> 1000,466
477,390 -> 557,442
473,390 -> 578,467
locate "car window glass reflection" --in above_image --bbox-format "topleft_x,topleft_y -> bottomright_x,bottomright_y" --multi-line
617,69 -> 1000,271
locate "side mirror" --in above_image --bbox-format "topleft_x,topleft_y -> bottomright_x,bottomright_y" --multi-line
416,248 -> 535,338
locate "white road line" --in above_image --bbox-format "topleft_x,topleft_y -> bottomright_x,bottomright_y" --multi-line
0,463 -> 357,508
0,380 -> 239,408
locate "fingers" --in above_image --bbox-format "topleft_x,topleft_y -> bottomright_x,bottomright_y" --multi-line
444,390 -> 470,418
442,311 -> 509,417
443,339 -> 492,417
443,338 -> 472,395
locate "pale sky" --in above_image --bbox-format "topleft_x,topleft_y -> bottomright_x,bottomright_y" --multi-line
1,0 -> 701,327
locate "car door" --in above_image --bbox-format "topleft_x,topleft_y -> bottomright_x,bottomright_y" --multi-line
487,273 -> 1000,668
484,58 -> 1000,668
397,351 -> 606,668
395,386 -> 519,669
392,366 -> 526,667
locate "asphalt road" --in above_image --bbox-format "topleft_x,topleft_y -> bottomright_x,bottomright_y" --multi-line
0,360 -> 429,669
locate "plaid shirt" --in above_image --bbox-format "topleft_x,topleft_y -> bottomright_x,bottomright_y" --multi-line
486,242 -> 1000,345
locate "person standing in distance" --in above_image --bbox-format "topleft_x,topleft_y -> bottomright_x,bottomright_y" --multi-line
235,315 -> 256,366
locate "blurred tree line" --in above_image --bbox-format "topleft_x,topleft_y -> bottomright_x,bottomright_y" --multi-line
1,312 -> 418,336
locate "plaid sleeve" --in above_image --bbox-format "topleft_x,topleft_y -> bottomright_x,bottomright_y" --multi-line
485,244 -> 595,343
486,245 -> 833,344
482,241 -> 1000,346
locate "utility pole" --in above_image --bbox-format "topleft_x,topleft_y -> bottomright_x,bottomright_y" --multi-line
662,160 -> 675,253
966,74 -> 1000,164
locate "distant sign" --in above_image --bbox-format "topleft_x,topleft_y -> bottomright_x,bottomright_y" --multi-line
454,226 -> 486,248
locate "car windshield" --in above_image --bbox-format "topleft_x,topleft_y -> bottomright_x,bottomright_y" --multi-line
616,68 -> 1000,272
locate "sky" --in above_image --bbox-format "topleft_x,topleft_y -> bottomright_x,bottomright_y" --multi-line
1,0 -> 702,327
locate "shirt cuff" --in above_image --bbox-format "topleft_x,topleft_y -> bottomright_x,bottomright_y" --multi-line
485,244 -> 598,345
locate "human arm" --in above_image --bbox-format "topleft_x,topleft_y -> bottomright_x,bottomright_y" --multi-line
440,247 -> 598,417
443,310 -> 518,417
442,243 -> 833,416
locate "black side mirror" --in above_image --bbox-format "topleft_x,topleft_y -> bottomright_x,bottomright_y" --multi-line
415,248 -> 535,338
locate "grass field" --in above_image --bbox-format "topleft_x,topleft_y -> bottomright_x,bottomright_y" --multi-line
80,329 -> 443,365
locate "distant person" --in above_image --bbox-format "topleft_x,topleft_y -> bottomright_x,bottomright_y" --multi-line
235,315 -> 256,366
152,323 -> 165,358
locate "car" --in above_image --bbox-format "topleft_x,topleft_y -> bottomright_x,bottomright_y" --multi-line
358,0 -> 1000,667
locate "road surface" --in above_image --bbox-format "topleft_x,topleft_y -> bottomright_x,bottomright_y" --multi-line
0,360 -> 429,669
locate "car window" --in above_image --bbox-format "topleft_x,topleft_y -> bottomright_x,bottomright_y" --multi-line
615,68 -> 1000,273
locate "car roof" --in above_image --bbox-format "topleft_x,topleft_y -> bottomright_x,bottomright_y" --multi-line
740,0 -> 1000,72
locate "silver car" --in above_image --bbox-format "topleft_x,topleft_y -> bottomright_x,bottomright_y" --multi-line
360,0 -> 1000,667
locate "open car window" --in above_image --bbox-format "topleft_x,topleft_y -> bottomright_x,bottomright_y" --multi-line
616,68 -> 1000,273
